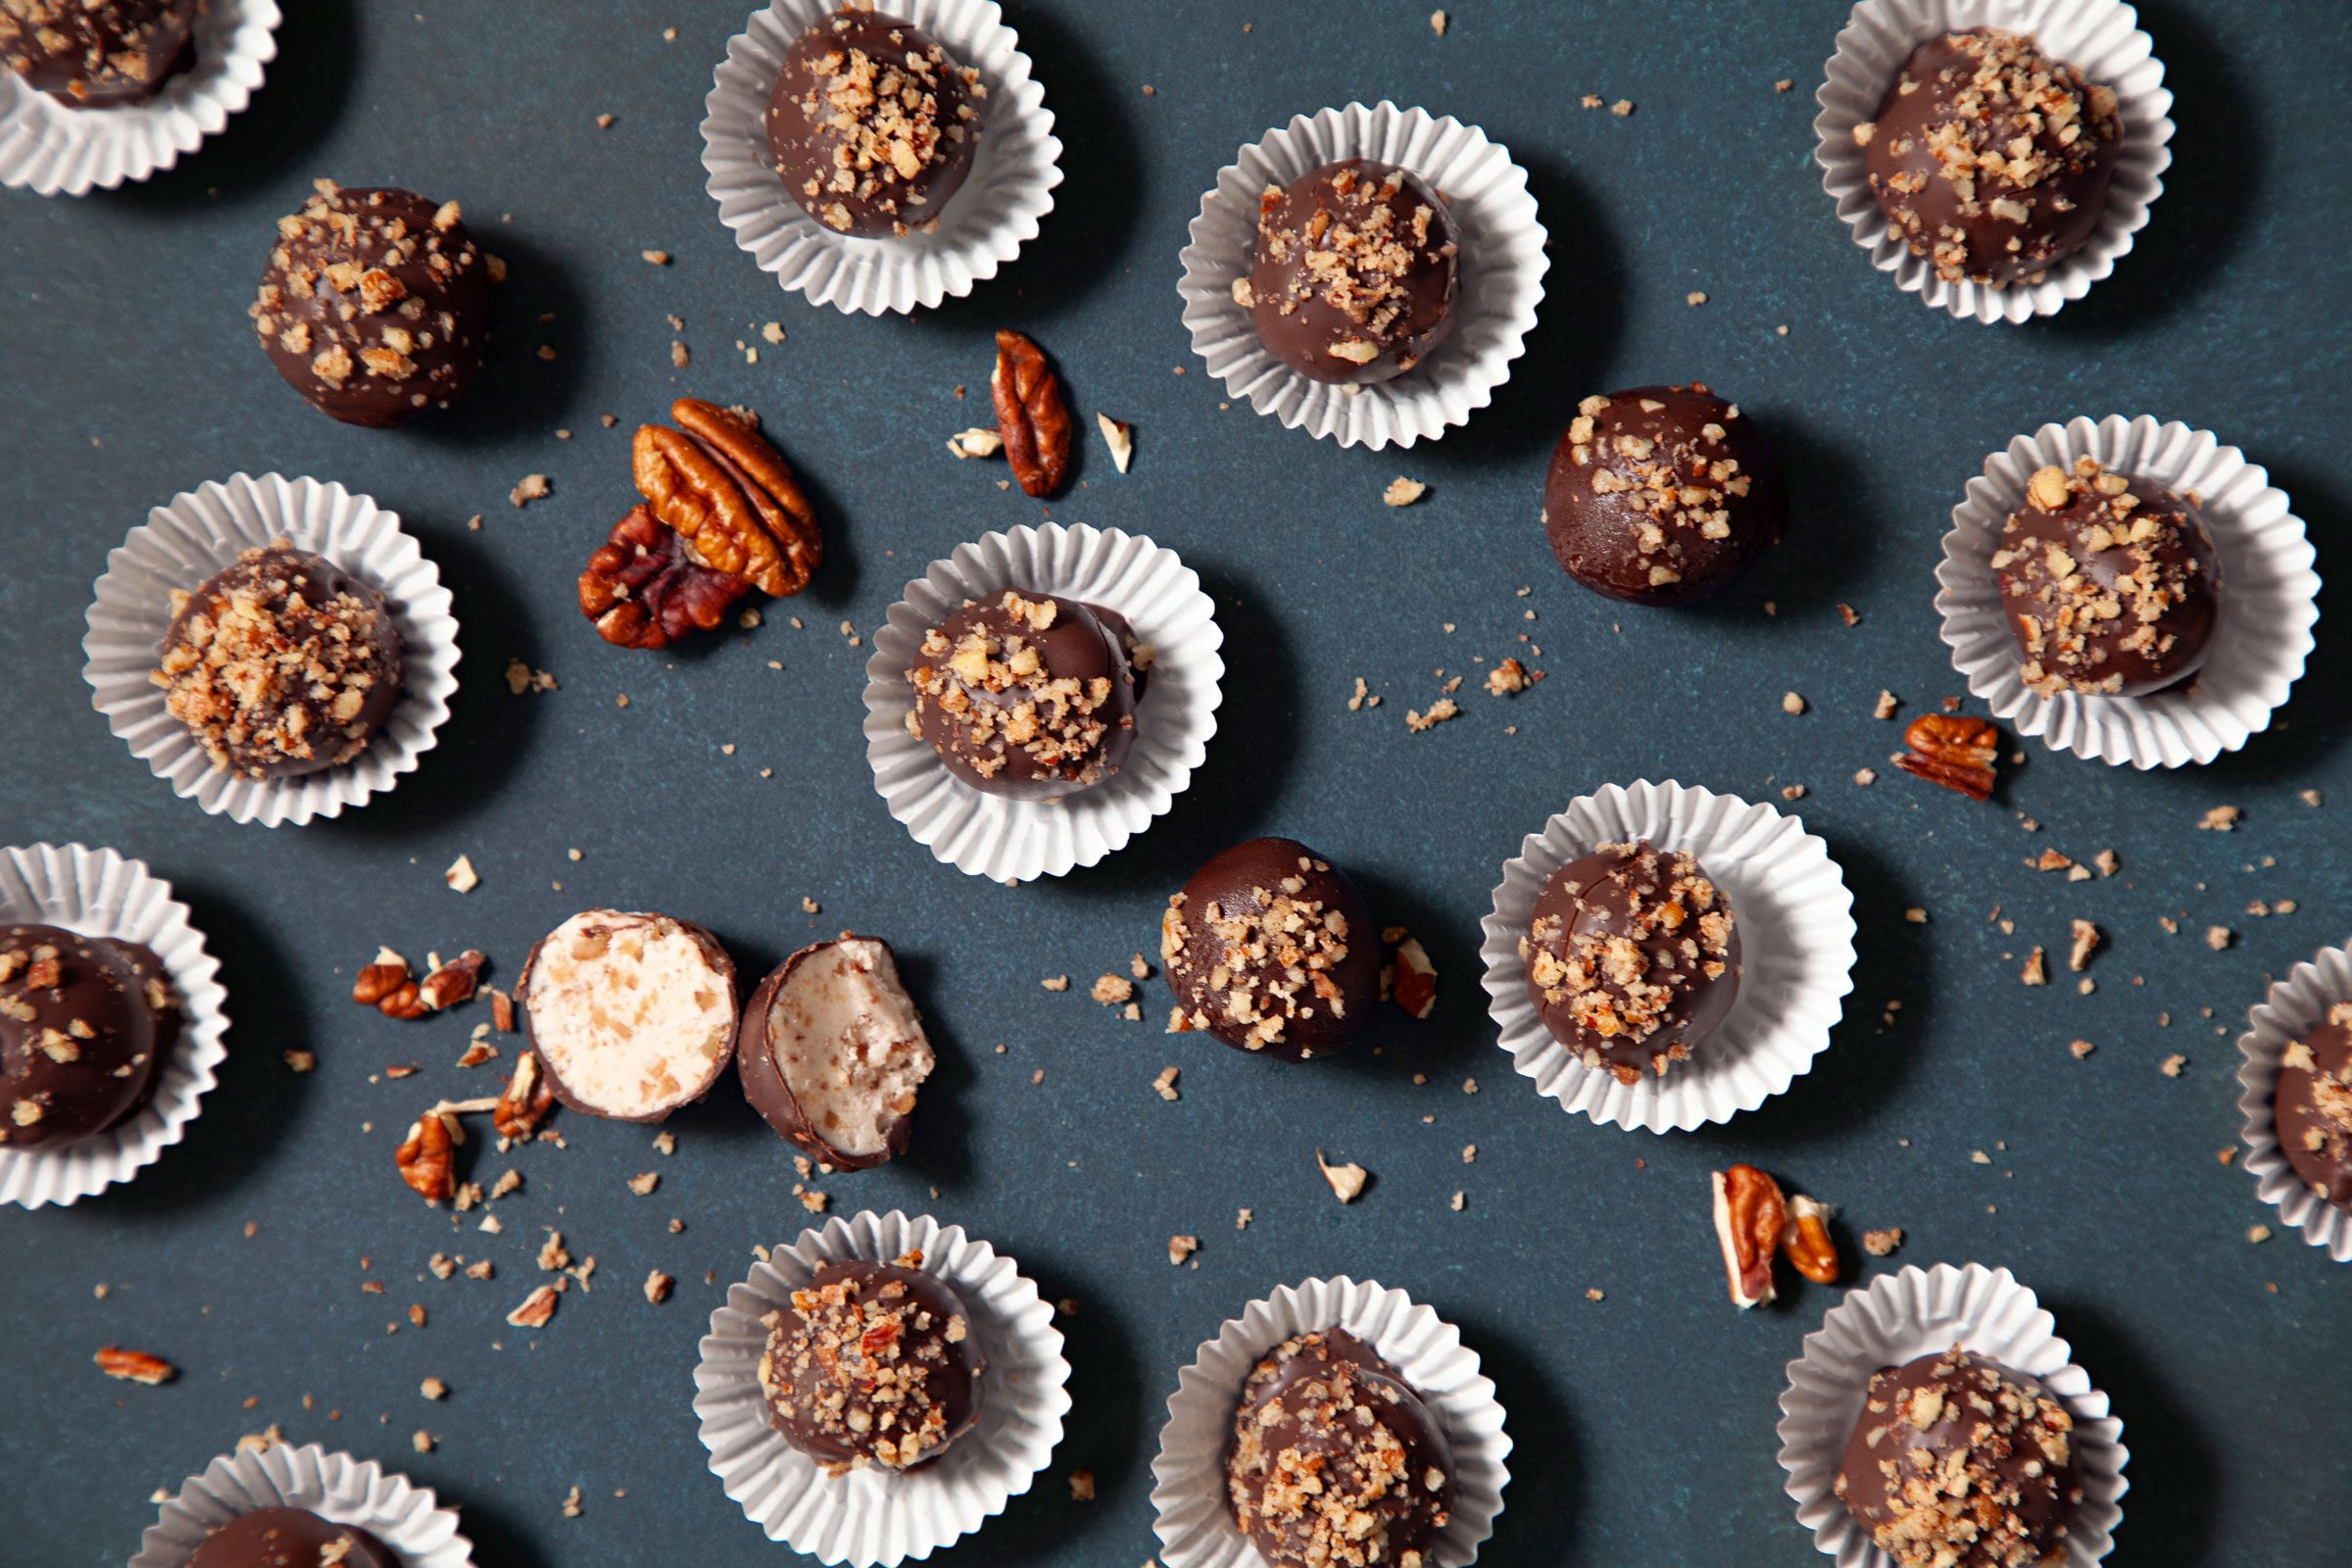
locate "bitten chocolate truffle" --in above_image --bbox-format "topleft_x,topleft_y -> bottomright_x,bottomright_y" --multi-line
905,589 -> 1139,799
1992,457 -> 2219,698
1161,837 -> 1380,1061
764,6 -> 983,238
0,924 -> 172,1151
1857,28 -> 2123,287
1523,841 -> 1739,1085
1543,383 -> 1784,606
153,542 -> 405,781
2277,1003 -> 2352,1217
1227,1330 -> 1453,1568
519,910 -> 738,1122
1837,1346 -> 2082,1568
0,0 -> 197,107
186,1508 -> 398,1568
739,935 -> 934,1170
251,180 -> 494,427
758,1257 -> 985,1474
1242,158 -> 1460,385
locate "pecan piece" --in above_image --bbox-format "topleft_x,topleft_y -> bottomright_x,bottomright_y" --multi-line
354,950 -> 421,1017
1711,1163 -> 1787,1308
992,328 -> 1072,497
94,1347 -> 177,1385
1895,712 -> 1999,801
580,505 -> 752,651
506,1284 -> 561,1329
419,950 -> 485,1012
1782,1193 -> 1839,1285
493,1051 -> 557,1142
633,399 -> 819,597
396,1109 -> 459,1202
1386,934 -> 1437,1020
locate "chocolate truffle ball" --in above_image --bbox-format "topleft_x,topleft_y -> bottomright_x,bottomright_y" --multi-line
758,1258 -> 985,1474
1837,1346 -> 2082,1568
186,1508 -> 398,1568
153,541 -> 405,781
1543,383 -> 1785,606
1858,28 -> 2123,288
0,924 -> 172,1152
1227,1330 -> 1453,1568
519,910 -> 738,1123
738,935 -> 934,1170
1523,840 -> 1739,1085
764,6 -> 983,238
1161,837 -> 1380,1062
2276,1003 -> 2352,1217
0,0 -> 197,108
1992,457 -> 2219,698
1243,158 -> 1460,385
905,588 -> 1139,799
251,180 -> 493,427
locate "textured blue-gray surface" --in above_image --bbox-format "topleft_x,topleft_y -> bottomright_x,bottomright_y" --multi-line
3,2 -> 2347,1564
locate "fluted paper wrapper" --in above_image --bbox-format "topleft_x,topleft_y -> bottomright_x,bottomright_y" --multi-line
862,523 -> 1223,882
1935,416 -> 2317,768
694,1209 -> 1070,1567
0,843 -> 228,1209
2235,942 -> 2352,1261
702,0 -> 1061,315
1151,1275 -> 1510,1568
1179,101 -> 1545,449
0,0 -> 278,196
133,1442 -> 471,1567
1480,780 -> 1856,1133
1815,0 -> 2172,322
1778,1263 -> 2128,1565
82,473 -> 461,827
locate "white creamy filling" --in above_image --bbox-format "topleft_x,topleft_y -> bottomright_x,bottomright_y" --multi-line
526,911 -> 732,1116
769,938 -> 933,1156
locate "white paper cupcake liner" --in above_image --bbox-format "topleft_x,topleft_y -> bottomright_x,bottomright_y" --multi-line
1150,1275 -> 1511,1568
1814,0 -> 2172,323
702,0 -> 1061,316
861,523 -> 1224,883
0,843 -> 228,1209
694,1208 -> 1070,1567
1479,780 -> 1857,1134
1934,415 -> 2317,769
1178,101 -> 1546,450
0,0 -> 278,197
132,1442 -> 472,1567
2235,942 -> 2352,1261
82,472 -> 461,827
1778,1263 -> 2128,1565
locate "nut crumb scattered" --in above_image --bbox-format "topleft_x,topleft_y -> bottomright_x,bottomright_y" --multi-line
510,473 -> 550,508
1383,475 -> 1428,507
444,854 -> 478,894
1862,1227 -> 1903,1256
1167,1235 -> 1199,1266
1317,1150 -> 1368,1203
1782,691 -> 1806,715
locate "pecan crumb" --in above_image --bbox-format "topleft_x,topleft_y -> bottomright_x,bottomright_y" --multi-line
1317,1149 -> 1369,1203
1861,1227 -> 1903,1256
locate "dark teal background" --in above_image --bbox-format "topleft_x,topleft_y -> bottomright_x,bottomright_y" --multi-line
3,2 -> 2347,1563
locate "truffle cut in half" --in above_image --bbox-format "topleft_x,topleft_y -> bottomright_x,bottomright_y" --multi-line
519,910 -> 737,1121
739,935 -> 934,1169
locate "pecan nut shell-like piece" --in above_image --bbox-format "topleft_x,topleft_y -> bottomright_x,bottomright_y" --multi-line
992,328 -> 1072,498
579,505 -> 753,651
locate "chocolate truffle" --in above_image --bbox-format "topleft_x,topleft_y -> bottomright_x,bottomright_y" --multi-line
186,1508 -> 398,1568
153,541 -> 405,781
758,1257 -> 985,1474
1858,28 -> 2123,287
905,588 -> 1139,799
1227,1330 -> 1453,1568
2276,1003 -> 2352,1216
0,924 -> 172,1151
1522,840 -> 1739,1085
251,180 -> 493,427
0,0 -> 197,108
1243,159 -> 1460,385
1543,383 -> 1784,606
1161,837 -> 1380,1061
518,910 -> 738,1122
1837,1346 -> 2082,1568
739,935 -> 934,1170
1993,457 -> 2219,699
764,6 -> 983,238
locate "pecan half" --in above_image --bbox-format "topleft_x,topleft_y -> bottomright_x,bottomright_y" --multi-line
579,505 -> 752,651
992,328 -> 1072,497
1711,1163 -> 1788,1308
1895,713 -> 2000,801
94,1347 -> 176,1385
419,950 -> 485,1012
493,1051 -> 557,1142
1782,1193 -> 1839,1285
396,1110 -> 459,1202
633,399 -> 819,597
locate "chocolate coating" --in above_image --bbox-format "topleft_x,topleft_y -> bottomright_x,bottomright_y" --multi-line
1523,841 -> 1740,1085
0,0 -> 197,107
1836,1347 -> 2082,1568
0,924 -> 172,1151
2276,1004 -> 2352,1217
1226,1330 -> 1453,1568
758,1258 -> 985,1474
1992,457 -> 2219,698
155,542 -> 405,780
905,589 -> 1138,799
1860,28 -> 2123,287
186,1508 -> 399,1568
1245,158 -> 1460,385
1161,837 -> 1380,1062
764,7 -> 983,238
1543,383 -> 1784,606
252,180 -> 493,427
